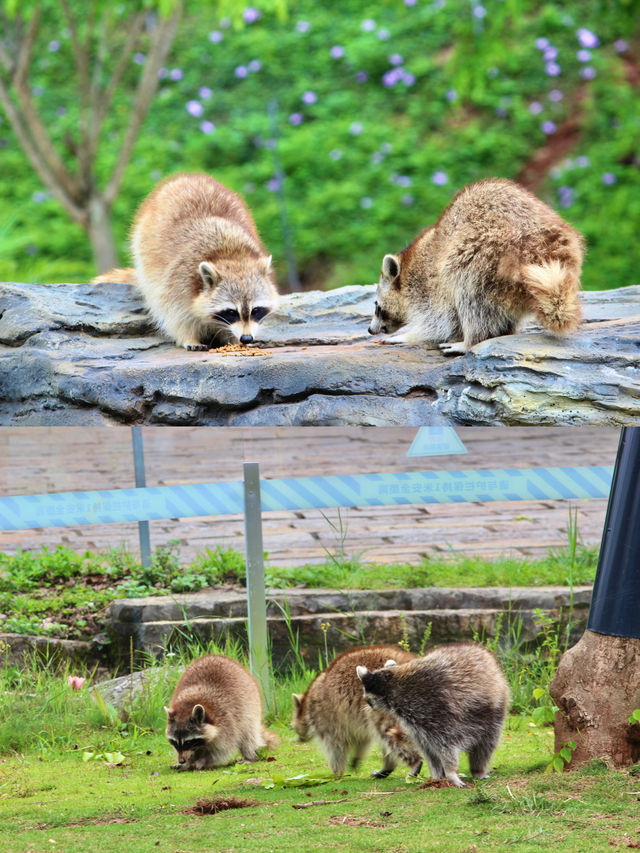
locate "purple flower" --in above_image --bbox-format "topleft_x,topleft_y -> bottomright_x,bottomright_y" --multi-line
243,7 -> 262,24
56,106 -> 67,117
361,19 -> 376,31
602,172 -> 616,185
169,68 -> 183,81
199,86 -> 213,99
266,177 -> 281,192
576,155 -> 590,167
402,194 -> 414,206
404,0 -> 417,6
432,171 -> 448,185
557,186 -> 573,208
577,49 -> 592,62
355,71 -> 369,83
48,40 -> 60,52
209,30 -> 223,43
396,175 -> 412,187
535,37 -> 550,50
545,62 -> 561,77
330,45 -> 345,59
329,149 -> 343,161
25,244 -> 38,256
495,106 -> 508,117
614,39 -> 628,53
543,46 -> 558,61
32,191 -> 49,204
389,53 -> 404,66
381,142 -> 392,153
248,60 -> 262,72
580,67 -> 596,80
541,120 -> 556,134
577,28 -> 599,48
473,5 -> 487,19
200,121 -> 215,134
486,67 -> 499,78
402,71 -> 416,86
32,85 -> 44,97
157,67 -> 168,79
372,152 -> 384,164
302,91 -> 317,105
296,20 -> 310,33
235,66 -> 248,79
186,100 -> 203,117
360,197 -> 373,209
377,28 -> 391,41
528,101 -> 543,115
382,68 -> 402,87
289,112 -> 303,125
446,88 -> 458,102
349,122 -> 363,135
549,89 -> 563,102
133,53 -> 146,65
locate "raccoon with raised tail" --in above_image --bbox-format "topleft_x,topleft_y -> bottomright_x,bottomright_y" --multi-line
368,178 -> 584,354
95,173 -> 279,350
165,654 -> 278,771
292,645 -> 423,779
356,643 -> 510,788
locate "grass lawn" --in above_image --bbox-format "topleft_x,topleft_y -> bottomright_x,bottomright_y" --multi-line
3,719 -> 639,853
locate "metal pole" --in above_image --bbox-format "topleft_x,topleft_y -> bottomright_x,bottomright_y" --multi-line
587,427 -> 640,639
131,427 -> 151,569
268,98 -> 301,292
243,462 -> 271,707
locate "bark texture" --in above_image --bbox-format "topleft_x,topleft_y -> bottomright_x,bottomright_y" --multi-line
549,629 -> 640,768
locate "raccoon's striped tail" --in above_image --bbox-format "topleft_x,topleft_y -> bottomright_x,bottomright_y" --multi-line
91,267 -> 137,285
262,726 -> 280,751
521,260 -> 582,333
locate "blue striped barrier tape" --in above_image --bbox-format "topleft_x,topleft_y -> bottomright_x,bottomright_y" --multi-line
406,427 -> 467,457
0,466 -> 613,531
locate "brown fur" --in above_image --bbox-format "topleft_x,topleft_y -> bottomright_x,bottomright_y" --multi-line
357,643 -> 510,788
368,178 -> 584,354
165,654 -> 278,771
292,646 -> 423,779
96,173 -> 279,350
91,267 -> 136,284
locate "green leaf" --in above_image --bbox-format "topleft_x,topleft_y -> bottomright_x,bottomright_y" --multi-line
82,751 -> 94,762
552,756 -> 565,773
631,709 -> 640,723
560,747 -> 572,763
532,687 -> 546,701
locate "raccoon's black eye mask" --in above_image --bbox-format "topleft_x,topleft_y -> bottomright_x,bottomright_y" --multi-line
168,737 -> 205,751
215,309 -> 240,324
374,302 -> 389,323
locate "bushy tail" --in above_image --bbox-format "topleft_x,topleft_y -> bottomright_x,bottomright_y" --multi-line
91,267 -> 137,285
521,260 -> 582,333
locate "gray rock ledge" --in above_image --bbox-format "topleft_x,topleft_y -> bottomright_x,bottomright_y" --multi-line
1,280 -> 638,425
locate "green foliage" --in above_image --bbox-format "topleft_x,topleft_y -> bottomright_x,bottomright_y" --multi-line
629,708 -> 640,725
0,1 -> 638,289
547,740 -> 577,773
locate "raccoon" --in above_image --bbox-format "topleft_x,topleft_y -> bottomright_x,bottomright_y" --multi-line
165,654 -> 278,771
368,178 -> 584,354
292,646 -> 423,779
356,643 -> 510,788
95,172 -> 279,350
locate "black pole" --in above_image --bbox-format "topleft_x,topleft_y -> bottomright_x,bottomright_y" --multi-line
587,427 -> 640,639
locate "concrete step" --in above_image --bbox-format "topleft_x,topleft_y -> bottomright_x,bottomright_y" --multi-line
107,586 -> 592,668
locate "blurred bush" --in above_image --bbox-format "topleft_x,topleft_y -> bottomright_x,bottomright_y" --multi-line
0,0 -> 638,291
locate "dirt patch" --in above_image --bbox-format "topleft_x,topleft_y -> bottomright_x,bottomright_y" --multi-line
328,814 -> 389,827
182,796 -> 262,815
417,779 -> 458,789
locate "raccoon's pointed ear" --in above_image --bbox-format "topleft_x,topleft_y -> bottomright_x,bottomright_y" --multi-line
292,693 -> 303,710
164,705 -> 175,719
199,261 -> 221,290
356,665 -> 369,682
384,659 -> 398,668
191,704 -> 206,724
381,254 -> 401,281
258,254 -> 272,275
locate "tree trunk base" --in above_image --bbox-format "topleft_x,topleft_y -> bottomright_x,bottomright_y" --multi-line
549,630 -> 640,768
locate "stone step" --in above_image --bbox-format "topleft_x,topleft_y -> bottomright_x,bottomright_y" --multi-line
107,586 -> 592,668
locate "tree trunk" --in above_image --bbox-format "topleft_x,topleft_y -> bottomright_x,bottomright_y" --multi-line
87,194 -> 119,273
549,629 -> 640,768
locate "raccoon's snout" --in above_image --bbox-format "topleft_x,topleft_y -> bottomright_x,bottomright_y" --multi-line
368,325 -> 387,335
240,334 -> 254,344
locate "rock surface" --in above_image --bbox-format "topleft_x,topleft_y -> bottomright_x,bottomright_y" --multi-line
0,281 -> 638,425
107,585 -> 591,668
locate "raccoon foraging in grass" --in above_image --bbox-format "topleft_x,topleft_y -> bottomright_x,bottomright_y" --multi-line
368,178 -> 584,354
165,654 -> 278,771
356,643 -> 510,788
292,646 -> 423,779
96,173 -> 279,350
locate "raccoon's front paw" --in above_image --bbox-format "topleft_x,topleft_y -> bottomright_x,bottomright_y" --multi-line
438,341 -> 468,356
170,763 -> 191,771
371,768 -> 392,779
184,343 -> 209,352
378,334 -> 407,345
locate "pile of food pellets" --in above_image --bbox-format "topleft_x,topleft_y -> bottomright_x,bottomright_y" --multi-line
209,343 -> 270,357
